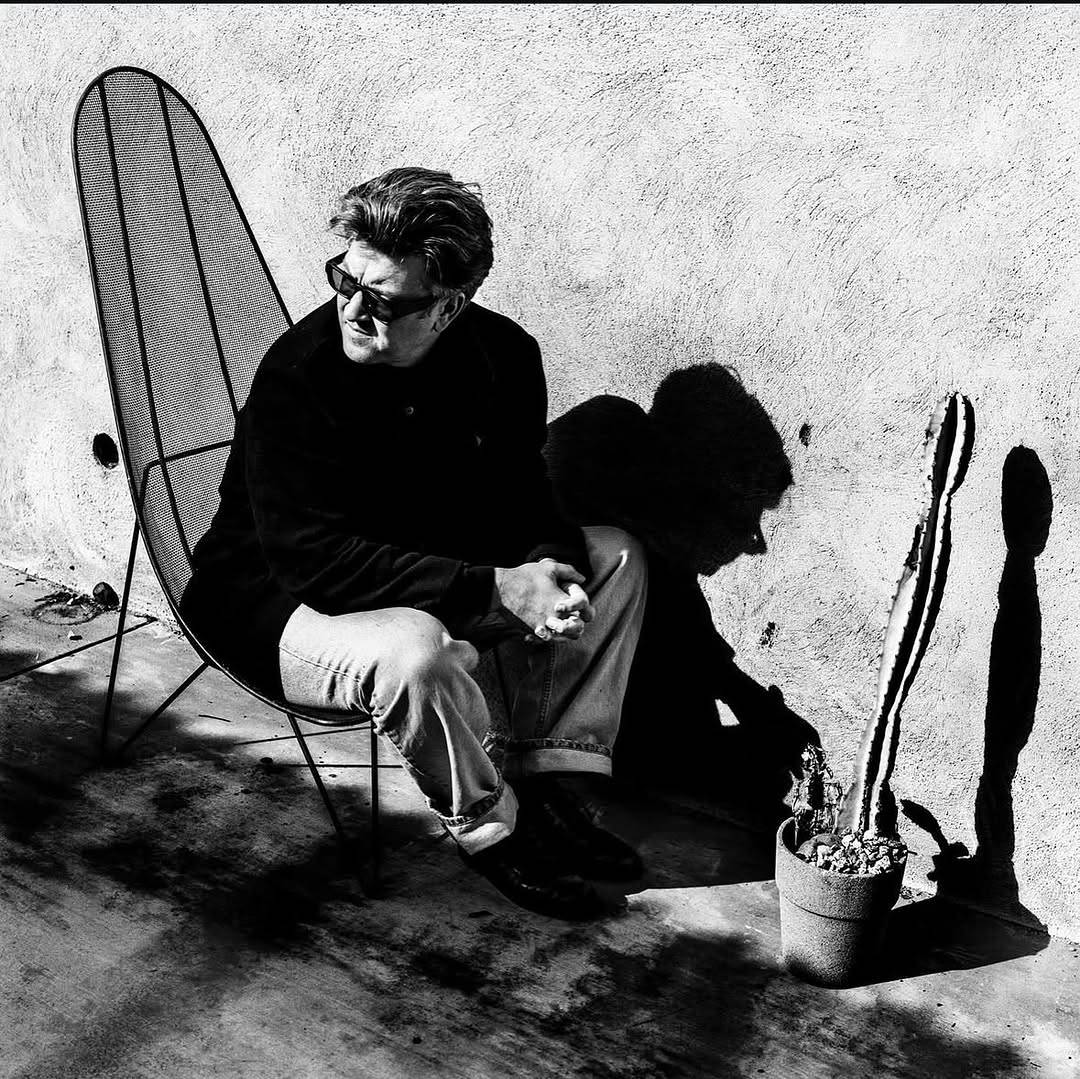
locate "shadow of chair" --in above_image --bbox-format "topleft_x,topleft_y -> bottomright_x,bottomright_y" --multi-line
71,66 -> 384,889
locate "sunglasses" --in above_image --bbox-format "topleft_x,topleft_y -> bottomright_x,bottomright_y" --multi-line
325,255 -> 438,323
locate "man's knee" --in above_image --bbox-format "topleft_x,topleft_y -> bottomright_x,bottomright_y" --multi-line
380,609 -> 480,693
584,525 -> 648,589
369,611 -> 483,739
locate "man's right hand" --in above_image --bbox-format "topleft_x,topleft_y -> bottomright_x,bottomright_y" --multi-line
494,560 -> 594,641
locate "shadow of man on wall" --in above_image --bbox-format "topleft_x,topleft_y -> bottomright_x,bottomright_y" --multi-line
885,445 -> 1051,976
545,364 -> 818,828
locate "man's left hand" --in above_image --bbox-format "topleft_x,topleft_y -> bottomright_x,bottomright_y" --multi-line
529,574 -> 595,642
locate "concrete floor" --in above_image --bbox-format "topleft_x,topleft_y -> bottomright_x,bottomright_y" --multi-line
1,566 -> 1078,1079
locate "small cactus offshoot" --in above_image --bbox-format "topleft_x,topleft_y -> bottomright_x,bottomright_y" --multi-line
792,745 -> 843,846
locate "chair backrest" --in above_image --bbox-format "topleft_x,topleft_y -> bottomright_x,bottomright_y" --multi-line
72,66 -> 292,615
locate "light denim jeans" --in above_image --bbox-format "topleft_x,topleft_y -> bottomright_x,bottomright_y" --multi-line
277,526 -> 647,854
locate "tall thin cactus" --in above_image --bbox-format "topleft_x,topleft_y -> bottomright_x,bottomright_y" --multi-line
837,392 -> 975,837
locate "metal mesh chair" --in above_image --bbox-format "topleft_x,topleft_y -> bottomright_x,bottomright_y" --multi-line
72,66 -> 382,888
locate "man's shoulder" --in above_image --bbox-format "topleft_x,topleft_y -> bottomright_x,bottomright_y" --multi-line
242,300 -> 340,420
461,301 -> 538,353
262,299 -> 339,373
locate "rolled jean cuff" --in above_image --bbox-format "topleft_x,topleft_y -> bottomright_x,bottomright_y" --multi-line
498,738 -> 613,781
442,780 -> 519,855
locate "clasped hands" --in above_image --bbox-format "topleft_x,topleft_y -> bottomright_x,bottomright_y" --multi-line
494,558 -> 595,643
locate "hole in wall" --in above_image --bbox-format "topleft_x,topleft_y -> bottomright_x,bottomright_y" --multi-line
92,433 -> 119,469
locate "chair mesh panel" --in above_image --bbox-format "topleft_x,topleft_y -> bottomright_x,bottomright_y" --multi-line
142,443 -> 234,599
73,68 -> 291,615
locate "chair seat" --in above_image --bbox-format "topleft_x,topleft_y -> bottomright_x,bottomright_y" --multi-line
290,704 -> 370,728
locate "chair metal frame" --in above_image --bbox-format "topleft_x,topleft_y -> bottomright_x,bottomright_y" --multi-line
71,66 -> 387,891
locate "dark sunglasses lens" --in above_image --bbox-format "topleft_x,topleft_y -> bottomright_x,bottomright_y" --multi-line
367,291 -> 397,319
328,262 -> 356,299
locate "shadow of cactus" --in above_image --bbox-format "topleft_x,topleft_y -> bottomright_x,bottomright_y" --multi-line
890,445 -> 1052,965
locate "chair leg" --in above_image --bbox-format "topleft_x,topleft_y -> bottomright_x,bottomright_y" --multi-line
110,661 -> 209,761
286,712 -> 377,895
369,719 -> 382,892
102,516 -> 141,759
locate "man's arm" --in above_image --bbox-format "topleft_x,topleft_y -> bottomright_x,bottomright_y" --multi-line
482,328 -> 591,577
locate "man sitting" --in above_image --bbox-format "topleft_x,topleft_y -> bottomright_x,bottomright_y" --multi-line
180,167 -> 647,920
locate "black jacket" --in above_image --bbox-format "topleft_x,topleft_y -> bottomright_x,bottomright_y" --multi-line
180,298 -> 589,695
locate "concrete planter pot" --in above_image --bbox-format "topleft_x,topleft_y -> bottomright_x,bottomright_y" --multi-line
775,817 -> 906,988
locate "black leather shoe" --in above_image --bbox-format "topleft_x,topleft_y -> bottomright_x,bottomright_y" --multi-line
460,827 -> 612,921
515,776 -> 645,882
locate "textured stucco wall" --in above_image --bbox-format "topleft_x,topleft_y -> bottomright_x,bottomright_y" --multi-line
3,4 -> 1080,939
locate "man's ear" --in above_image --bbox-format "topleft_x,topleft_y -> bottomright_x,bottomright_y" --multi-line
433,291 -> 467,333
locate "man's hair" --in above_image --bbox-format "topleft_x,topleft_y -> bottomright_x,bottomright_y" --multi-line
330,167 -> 494,299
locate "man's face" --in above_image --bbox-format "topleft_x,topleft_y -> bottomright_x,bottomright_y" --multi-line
335,240 -> 460,367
